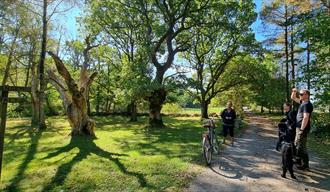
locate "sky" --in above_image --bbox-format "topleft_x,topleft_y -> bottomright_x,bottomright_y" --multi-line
55,0 -> 266,43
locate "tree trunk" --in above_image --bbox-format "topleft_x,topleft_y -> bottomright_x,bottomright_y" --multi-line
290,25 -> 295,86
87,90 -> 91,115
284,4 -> 290,102
37,0 -> 48,130
261,106 -> 264,113
96,88 -> 100,114
48,51 -> 97,137
130,101 -> 138,122
201,100 -> 209,119
2,27 -> 18,86
149,88 -> 166,127
31,59 -> 39,126
306,39 -> 310,90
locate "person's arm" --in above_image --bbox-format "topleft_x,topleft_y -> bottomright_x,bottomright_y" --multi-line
291,88 -> 300,103
220,110 -> 225,119
299,112 -> 310,133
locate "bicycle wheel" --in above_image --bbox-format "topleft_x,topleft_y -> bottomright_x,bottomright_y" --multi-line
202,136 -> 212,165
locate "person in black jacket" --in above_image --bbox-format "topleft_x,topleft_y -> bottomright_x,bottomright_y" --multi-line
276,102 -> 296,151
220,101 -> 236,146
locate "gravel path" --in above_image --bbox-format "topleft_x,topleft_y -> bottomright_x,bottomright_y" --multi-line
188,115 -> 330,192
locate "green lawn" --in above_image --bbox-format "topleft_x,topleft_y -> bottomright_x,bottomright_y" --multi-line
181,107 -> 222,115
1,116 -> 210,192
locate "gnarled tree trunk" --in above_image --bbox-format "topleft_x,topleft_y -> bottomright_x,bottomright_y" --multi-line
149,88 -> 166,127
47,40 -> 97,137
201,100 -> 209,119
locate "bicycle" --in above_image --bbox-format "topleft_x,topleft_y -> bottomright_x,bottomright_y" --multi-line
202,118 -> 220,165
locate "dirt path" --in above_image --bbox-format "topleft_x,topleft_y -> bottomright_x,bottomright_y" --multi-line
188,115 -> 330,192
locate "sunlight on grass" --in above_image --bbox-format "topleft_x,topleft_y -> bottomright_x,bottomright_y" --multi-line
1,116 -> 206,191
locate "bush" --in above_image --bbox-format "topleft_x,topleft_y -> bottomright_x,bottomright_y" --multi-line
311,113 -> 330,138
162,103 -> 183,114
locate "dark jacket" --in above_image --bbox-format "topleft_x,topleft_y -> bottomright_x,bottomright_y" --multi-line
221,108 -> 236,126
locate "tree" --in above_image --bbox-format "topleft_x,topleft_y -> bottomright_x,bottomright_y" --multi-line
86,0 -> 213,127
86,0 -> 151,121
47,36 -> 98,136
298,2 -> 330,112
184,0 -> 258,118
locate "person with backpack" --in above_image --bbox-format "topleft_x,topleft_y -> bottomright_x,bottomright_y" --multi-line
276,102 -> 296,151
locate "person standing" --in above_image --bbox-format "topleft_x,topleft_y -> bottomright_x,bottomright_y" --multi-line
221,101 -> 236,146
276,102 -> 296,151
291,88 -> 313,170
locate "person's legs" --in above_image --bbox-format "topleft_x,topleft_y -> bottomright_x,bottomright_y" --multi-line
229,125 -> 234,146
294,128 -> 302,166
300,134 -> 309,168
222,125 -> 228,144
295,131 -> 309,169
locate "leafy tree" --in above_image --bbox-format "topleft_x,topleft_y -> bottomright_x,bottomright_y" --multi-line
184,0 -> 258,118
298,2 -> 330,112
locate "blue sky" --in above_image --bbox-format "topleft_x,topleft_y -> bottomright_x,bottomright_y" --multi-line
56,0 -> 265,42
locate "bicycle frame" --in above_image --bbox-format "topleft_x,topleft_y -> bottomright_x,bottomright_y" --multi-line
202,119 -> 219,165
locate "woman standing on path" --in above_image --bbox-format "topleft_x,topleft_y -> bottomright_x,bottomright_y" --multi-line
220,101 -> 236,146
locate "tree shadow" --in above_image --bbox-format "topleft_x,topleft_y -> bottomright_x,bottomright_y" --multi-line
6,126 -> 30,145
110,117 -> 204,164
41,136 -> 149,191
5,129 -> 43,191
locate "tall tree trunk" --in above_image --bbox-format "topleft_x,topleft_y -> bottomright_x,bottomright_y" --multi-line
37,0 -> 48,129
31,61 -> 39,126
130,100 -> 138,122
2,27 -> 19,86
306,39 -> 311,90
149,88 -> 166,127
96,86 -> 100,114
201,100 -> 209,119
284,4 -> 290,102
261,106 -> 264,113
290,25 -> 295,86
148,66 -> 167,127
87,91 -> 91,115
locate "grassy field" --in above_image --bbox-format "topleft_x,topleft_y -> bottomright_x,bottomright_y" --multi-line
161,106 -> 222,115
1,116 -> 212,192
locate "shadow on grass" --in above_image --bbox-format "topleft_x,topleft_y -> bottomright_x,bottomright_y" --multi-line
110,117 -> 206,166
5,129 -> 43,192
41,136 -> 150,191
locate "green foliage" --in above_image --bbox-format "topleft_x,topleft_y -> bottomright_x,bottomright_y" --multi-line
311,113 -> 330,137
161,103 -> 183,114
298,6 -> 330,110
183,0 -> 259,105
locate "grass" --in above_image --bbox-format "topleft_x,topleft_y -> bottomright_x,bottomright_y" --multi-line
161,106 -> 222,115
182,107 -> 221,115
1,116 -> 211,192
